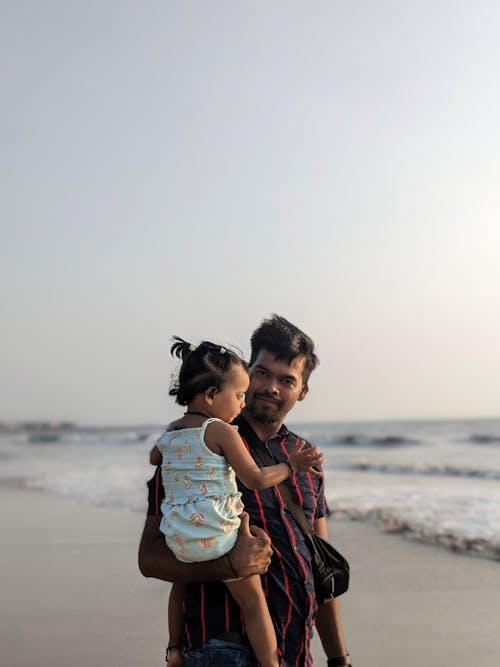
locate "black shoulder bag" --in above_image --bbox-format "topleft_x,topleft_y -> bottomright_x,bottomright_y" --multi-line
254,442 -> 350,604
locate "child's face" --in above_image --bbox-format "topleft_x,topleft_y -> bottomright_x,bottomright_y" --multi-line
211,365 -> 249,423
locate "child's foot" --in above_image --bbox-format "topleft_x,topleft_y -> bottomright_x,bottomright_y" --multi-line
166,645 -> 185,667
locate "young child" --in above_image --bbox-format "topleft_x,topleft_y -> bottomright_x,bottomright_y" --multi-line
150,337 -> 324,667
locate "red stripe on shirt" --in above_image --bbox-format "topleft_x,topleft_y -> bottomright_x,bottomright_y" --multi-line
244,436 -> 294,643
241,436 -> 274,589
272,541 -> 293,640
274,485 -> 312,646
182,597 -> 192,649
281,435 -> 304,505
242,433 -> 307,655
155,467 -> 161,514
296,633 -> 306,667
275,481 -> 316,665
200,584 -> 206,643
306,472 -> 319,524
275,486 -> 308,580
224,589 -> 230,631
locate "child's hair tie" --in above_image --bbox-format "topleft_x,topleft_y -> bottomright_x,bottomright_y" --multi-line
219,347 -> 226,354
188,344 -> 196,352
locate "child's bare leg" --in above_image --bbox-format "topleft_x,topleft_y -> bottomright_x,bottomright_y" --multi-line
166,582 -> 186,666
225,574 -> 279,667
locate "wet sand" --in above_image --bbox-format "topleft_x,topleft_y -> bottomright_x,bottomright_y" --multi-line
1,487 -> 499,666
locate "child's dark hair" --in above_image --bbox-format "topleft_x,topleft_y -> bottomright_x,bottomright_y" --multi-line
249,314 -> 319,383
169,337 -> 249,406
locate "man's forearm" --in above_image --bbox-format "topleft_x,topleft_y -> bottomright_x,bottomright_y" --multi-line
315,597 -> 348,658
138,515 -> 232,583
313,517 -> 348,659
139,512 -> 273,583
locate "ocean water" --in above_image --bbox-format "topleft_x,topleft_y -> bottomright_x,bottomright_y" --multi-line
1,418 -> 500,560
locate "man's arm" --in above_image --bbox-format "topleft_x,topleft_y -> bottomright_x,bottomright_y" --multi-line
138,512 -> 272,583
313,516 -> 349,662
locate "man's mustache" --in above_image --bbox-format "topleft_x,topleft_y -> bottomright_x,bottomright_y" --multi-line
252,392 -> 282,407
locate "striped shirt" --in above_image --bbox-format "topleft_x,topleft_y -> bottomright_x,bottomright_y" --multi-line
147,415 -> 326,667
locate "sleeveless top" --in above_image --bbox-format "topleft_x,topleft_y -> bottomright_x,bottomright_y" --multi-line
156,417 -> 243,562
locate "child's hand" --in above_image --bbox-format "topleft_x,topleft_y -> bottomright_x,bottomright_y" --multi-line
289,440 -> 324,477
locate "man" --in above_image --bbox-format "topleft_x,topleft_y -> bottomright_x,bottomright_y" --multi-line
139,315 -> 349,666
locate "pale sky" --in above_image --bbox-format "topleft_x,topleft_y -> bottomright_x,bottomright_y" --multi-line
2,1 -> 499,425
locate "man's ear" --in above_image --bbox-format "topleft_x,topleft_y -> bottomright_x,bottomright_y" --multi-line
298,383 -> 309,402
204,386 -> 218,404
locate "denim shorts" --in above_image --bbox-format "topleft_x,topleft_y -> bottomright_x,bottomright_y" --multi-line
185,639 -> 258,667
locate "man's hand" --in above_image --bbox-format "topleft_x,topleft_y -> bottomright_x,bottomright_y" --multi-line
138,512 -> 271,583
227,512 -> 272,578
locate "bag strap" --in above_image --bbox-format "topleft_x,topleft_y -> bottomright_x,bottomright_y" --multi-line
250,437 -> 316,541
236,417 -> 317,541
278,478 -> 316,540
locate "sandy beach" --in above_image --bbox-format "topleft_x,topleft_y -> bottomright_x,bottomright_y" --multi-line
1,486 -> 499,667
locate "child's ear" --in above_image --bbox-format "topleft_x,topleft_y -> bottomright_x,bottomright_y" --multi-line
204,387 -> 218,404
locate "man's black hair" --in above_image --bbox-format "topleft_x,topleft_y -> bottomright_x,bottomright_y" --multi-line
249,314 -> 319,383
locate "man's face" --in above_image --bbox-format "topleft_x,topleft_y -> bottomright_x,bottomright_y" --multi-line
245,349 -> 308,425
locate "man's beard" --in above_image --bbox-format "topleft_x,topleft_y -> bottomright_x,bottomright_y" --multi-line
245,393 -> 284,424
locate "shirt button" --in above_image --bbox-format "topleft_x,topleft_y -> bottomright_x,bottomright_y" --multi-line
292,545 -> 298,552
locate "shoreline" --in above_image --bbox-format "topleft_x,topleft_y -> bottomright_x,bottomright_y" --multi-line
9,475 -> 500,563
1,487 -> 499,666
333,508 -> 500,562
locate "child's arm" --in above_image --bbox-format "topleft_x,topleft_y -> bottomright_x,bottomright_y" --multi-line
206,421 -> 324,490
150,444 -> 162,466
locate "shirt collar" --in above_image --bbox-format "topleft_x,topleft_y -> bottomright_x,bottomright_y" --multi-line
233,414 -> 290,444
